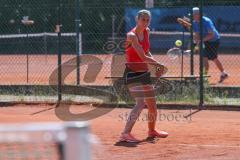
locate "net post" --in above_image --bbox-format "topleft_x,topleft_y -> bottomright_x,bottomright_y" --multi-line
64,122 -> 91,160
21,16 -> 34,84
199,0 -> 204,108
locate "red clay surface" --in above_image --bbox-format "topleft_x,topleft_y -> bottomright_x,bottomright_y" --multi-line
0,53 -> 239,86
0,104 -> 239,160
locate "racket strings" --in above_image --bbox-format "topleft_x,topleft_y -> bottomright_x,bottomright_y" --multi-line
167,47 -> 182,59
154,78 -> 174,94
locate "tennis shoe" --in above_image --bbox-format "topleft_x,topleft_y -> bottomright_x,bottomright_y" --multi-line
148,130 -> 168,138
119,133 -> 141,143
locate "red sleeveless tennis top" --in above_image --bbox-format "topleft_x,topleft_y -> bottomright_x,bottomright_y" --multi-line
125,27 -> 150,72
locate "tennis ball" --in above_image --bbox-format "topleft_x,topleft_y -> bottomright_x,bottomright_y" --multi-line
175,40 -> 182,47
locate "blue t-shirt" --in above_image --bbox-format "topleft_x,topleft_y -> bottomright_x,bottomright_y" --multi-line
193,16 -> 220,42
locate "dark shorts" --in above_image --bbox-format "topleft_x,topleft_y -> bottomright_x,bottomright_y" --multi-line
203,40 -> 220,60
123,67 -> 151,86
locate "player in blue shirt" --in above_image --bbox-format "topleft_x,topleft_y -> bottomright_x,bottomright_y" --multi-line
192,7 -> 228,83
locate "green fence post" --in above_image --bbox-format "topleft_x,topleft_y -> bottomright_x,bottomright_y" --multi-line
190,2 -> 194,76
76,0 -> 81,85
57,0 -> 62,101
199,0 -> 204,107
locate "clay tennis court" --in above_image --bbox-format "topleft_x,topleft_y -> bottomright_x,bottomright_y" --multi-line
0,104 -> 239,160
0,53 -> 239,86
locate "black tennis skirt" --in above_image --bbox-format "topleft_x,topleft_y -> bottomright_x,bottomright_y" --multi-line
123,67 -> 151,85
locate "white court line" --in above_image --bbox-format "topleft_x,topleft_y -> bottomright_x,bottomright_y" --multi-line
167,143 -> 240,148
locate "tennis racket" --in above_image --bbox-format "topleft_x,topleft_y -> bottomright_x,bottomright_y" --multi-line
154,77 -> 174,95
153,65 -> 173,94
167,47 -> 191,60
177,17 -> 191,29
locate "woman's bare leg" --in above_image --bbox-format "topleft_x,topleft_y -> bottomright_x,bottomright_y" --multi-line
122,87 -> 146,134
143,85 -> 157,132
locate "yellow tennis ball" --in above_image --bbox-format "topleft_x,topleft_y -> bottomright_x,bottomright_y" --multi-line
175,40 -> 182,47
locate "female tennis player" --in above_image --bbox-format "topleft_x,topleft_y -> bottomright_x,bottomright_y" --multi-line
119,10 -> 168,143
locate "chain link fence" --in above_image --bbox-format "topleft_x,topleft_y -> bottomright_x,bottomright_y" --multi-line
0,0 -> 239,105
0,0 -> 76,85
200,1 -> 240,105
